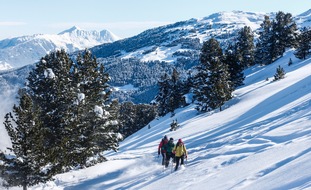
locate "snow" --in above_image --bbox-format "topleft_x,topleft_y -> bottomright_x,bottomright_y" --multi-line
183,93 -> 194,104
44,68 -> 55,79
0,49 -> 305,190
94,105 -> 104,117
119,11 -> 269,64
77,93 -> 85,102
201,11 -> 267,30
0,26 -> 120,70
113,84 -> 138,92
140,46 -> 181,63
0,61 -> 12,70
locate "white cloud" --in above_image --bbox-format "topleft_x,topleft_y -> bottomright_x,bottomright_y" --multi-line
0,22 -> 27,26
48,21 -> 171,30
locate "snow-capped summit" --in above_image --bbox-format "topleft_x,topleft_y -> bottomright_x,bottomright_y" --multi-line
295,9 -> 311,27
58,26 -> 119,42
200,11 -> 267,29
58,26 -> 82,34
297,8 -> 311,17
0,27 -> 120,70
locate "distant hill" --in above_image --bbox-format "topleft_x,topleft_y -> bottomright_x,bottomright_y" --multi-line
88,11 -> 270,103
0,26 -> 120,70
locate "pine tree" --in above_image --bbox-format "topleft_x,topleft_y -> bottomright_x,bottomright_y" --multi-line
118,101 -> 136,137
155,68 -> 185,116
274,65 -> 286,81
271,11 -> 298,61
193,63 -> 209,111
224,43 -> 245,89
194,38 -> 233,111
288,58 -> 293,66
295,27 -> 311,60
133,104 -> 157,133
0,92 -> 50,190
71,49 -> 121,166
167,68 -> 184,116
255,15 -> 274,65
118,102 -> 156,138
25,49 -> 121,175
236,26 -> 255,68
26,49 -> 76,173
155,73 -> 171,116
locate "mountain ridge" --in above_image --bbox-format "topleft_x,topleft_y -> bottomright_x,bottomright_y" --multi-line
0,26 -> 120,70
1,10 -> 310,104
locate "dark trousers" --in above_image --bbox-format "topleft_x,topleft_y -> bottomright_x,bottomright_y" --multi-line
165,153 -> 175,167
175,155 -> 184,171
161,152 -> 166,165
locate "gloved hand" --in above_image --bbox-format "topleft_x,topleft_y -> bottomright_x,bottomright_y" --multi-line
158,151 -> 160,155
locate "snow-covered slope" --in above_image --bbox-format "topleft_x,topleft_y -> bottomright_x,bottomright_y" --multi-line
92,11 -> 268,61
295,8 -> 311,28
15,50 -> 309,190
90,10 -> 311,103
0,26 -> 120,70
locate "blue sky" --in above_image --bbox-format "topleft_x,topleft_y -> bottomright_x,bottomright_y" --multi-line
0,0 -> 310,40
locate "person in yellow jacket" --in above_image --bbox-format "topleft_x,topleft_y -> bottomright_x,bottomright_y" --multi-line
172,138 -> 187,171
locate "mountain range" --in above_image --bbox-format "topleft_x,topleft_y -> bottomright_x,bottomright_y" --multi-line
0,26 -> 120,70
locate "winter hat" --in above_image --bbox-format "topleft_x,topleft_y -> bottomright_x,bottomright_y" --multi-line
178,139 -> 183,143
169,137 -> 174,141
164,135 -> 168,140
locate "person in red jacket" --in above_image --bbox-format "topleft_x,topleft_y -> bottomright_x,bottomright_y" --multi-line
158,135 -> 168,165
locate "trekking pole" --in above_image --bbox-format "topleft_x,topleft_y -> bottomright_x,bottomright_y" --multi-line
171,158 -> 174,173
171,156 -> 176,173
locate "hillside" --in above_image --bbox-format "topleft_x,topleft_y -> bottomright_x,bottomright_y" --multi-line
89,10 -> 311,103
0,11 -> 272,106
19,49 -> 311,190
1,10 -> 310,104
0,26 -> 119,70
89,11 -> 269,103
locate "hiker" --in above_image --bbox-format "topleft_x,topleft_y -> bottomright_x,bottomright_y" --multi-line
158,135 -> 168,165
173,138 -> 187,171
164,137 -> 175,168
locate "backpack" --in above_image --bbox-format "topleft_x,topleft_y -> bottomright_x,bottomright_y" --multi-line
161,139 -> 168,152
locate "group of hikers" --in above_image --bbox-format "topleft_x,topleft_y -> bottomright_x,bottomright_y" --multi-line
158,135 -> 187,171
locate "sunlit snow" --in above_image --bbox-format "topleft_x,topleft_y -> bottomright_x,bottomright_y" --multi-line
4,50 -> 308,190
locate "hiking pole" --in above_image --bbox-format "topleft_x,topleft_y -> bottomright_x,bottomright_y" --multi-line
171,158 -> 174,173
171,156 -> 176,173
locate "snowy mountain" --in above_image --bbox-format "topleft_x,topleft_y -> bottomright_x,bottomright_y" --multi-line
1,10 -> 310,104
12,49 -> 311,190
0,26 -> 120,70
89,11 -> 271,103
295,9 -> 311,28
90,10 -> 311,103
91,11 -> 268,60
